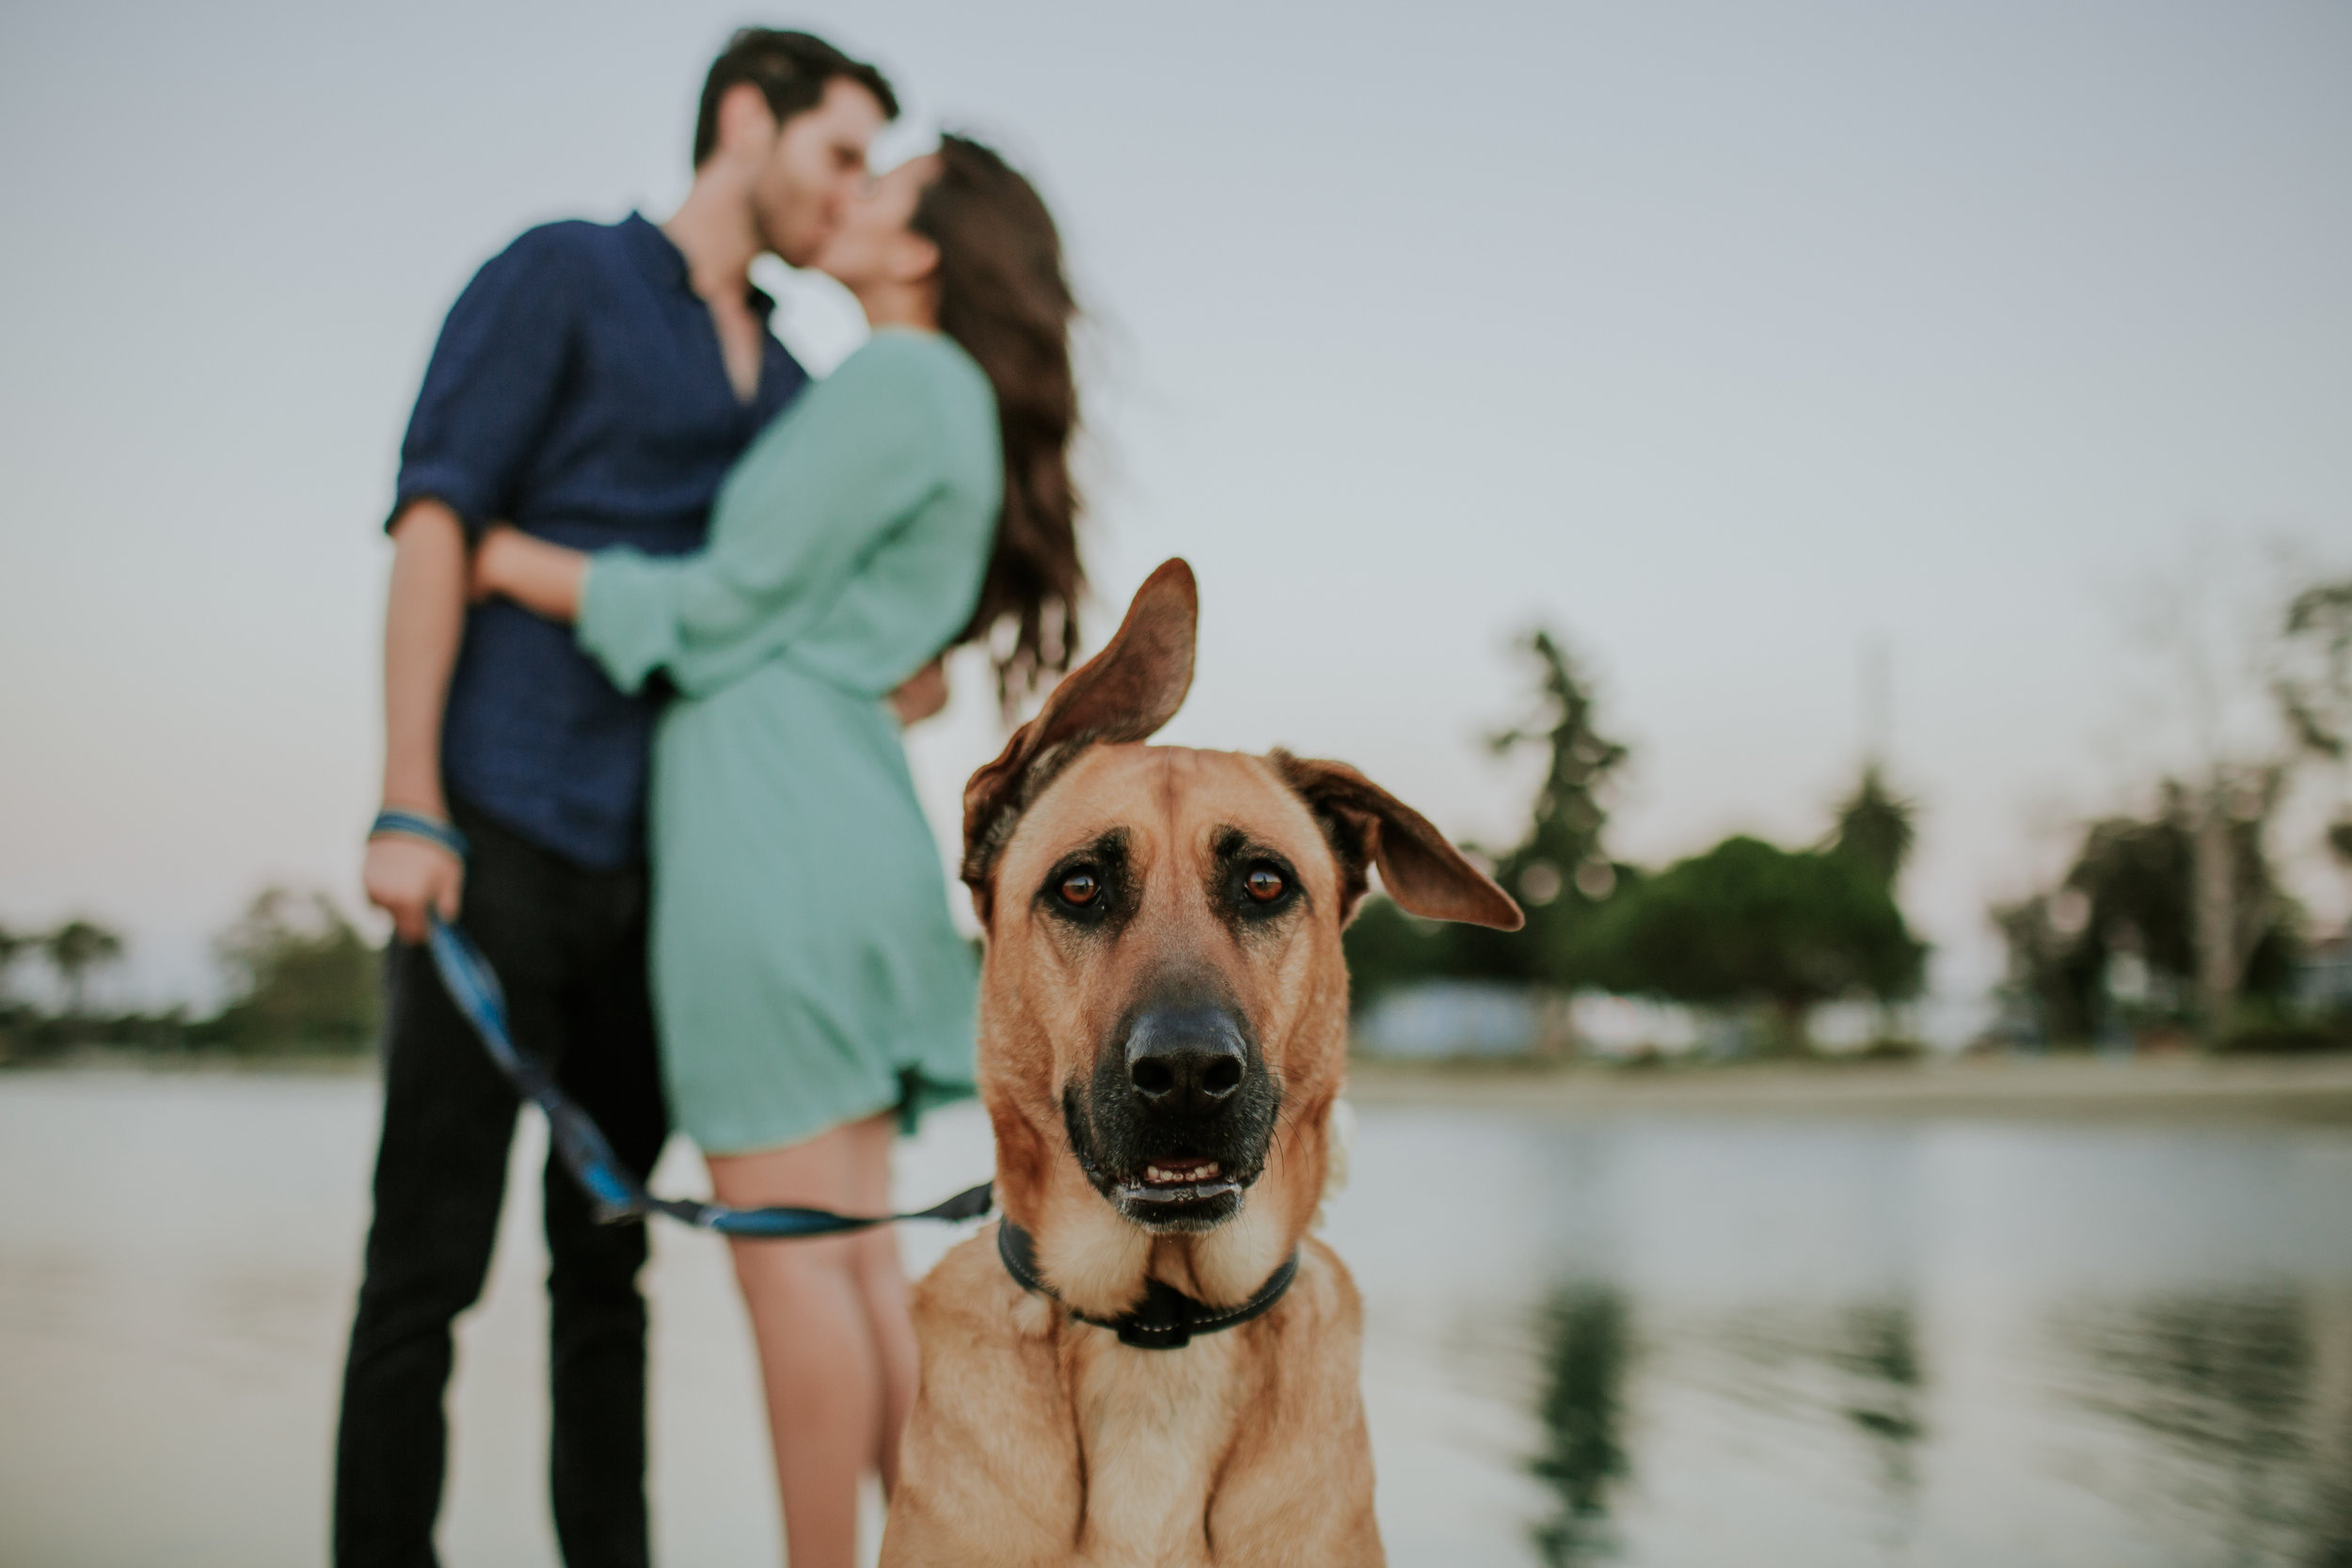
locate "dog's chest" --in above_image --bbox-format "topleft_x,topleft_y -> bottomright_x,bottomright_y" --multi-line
1067,1331 -> 1250,1567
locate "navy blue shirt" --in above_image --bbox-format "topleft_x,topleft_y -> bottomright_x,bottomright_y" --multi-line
392,213 -> 807,868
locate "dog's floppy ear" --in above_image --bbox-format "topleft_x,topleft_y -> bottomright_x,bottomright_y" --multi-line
961,559 -> 1199,911
1271,752 -> 1524,930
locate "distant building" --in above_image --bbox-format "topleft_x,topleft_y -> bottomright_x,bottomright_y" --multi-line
1354,981 -> 1984,1059
1353,982 -> 1543,1059
2296,935 -> 2352,1016
1352,982 -> 1705,1060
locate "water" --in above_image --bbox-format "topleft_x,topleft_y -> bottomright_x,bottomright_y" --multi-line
1326,1110 -> 2352,1567
3,1073 -> 2348,1567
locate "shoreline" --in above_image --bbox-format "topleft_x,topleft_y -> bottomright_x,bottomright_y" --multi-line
1343,1052 -> 2352,1124
12,1047 -> 2352,1125
0,1046 -> 376,1077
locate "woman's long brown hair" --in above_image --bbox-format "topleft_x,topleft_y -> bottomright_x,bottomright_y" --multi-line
911,135 -> 1085,706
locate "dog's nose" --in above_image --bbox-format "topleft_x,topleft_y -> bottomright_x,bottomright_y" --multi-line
1124,1005 -> 1248,1114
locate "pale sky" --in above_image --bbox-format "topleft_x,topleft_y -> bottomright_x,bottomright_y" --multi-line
3,0 -> 2348,1016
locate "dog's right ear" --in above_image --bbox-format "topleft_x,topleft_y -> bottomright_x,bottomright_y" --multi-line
1272,752 -> 1525,932
961,559 -> 1199,916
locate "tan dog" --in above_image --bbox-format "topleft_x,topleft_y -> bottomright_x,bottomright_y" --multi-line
881,561 -> 1521,1567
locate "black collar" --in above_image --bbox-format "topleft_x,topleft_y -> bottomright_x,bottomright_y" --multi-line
996,1220 -> 1299,1351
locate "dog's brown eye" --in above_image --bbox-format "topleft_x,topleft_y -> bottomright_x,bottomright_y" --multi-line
1245,866 -> 1285,903
1058,870 -> 1100,906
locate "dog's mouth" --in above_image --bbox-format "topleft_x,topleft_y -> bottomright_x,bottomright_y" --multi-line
1125,1158 -> 1240,1208
1063,1090 -> 1263,1233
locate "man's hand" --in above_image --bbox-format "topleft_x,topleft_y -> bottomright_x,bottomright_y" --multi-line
365,832 -> 464,946
890,657 -> 949,726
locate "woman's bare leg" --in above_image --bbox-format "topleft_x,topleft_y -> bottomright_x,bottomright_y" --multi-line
836,1119 -> 919,1491
707,1112 -> 907,1568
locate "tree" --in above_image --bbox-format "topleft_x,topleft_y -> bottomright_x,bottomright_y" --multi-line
0,922 -> 27,1002
1340,895 -> 1447,1006
2114,548 -> 2349,1037
1826,764 -> 1917,891
1344,628 -> 1635,1002
2274,578 -> 2352,760
1990,893 -> 2102,1046
1486,628 -> 1631,911
1827,763 -> 1921,1039
1345,629 -> 1637,1006
1580,835 -> 1926,1051
1995,558 -> 2352,1045
0,924 -> 34,1048
43,919 -> 124,1020
1466,627 -> 1636,988
2275,576 -> 2352,873
1991,782 -> 2300,1045
203,889 -> 381,1051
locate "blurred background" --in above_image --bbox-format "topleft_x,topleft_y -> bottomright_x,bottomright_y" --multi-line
3,2 -> 2349,1564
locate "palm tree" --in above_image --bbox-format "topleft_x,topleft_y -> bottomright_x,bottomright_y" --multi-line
45,919 -> 125,1020
1827,764 -> 1917,890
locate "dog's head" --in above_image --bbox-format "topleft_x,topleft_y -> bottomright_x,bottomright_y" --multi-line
961,561 -> 1521,1296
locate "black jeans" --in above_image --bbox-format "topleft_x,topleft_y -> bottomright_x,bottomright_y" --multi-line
334,801 -> 670,1568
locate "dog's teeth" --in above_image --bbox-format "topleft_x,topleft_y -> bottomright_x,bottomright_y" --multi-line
1142,1162 -> 1222,1186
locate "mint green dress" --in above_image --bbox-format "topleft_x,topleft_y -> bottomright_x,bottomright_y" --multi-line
575,330 -> 999,1155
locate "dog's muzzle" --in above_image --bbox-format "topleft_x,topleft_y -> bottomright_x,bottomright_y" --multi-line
1071,996 -> 1281,1233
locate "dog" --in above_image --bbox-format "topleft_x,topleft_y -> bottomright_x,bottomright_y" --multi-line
881,560 -> 1522,1567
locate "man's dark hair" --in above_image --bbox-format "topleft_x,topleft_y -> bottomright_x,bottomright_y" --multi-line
692,29 -> 898,166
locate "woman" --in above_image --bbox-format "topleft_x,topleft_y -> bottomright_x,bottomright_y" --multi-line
470,135 -> 1082,1567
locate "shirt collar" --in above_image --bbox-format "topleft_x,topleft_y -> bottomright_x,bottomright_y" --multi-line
623,211 -> 777,322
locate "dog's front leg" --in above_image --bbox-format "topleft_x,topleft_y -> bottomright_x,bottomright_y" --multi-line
1200,1242 -> 1385,1567
883,1235 -> 1086,1567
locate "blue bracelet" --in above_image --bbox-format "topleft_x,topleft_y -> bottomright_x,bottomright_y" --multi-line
370,809 -> 469,860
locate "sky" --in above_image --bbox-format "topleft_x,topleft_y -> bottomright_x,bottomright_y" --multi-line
2,0 -> 2348,1019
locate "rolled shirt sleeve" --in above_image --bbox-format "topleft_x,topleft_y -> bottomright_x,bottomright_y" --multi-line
389,228 -> 579,534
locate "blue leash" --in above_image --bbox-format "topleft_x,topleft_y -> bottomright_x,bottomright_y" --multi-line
422,912 -> 994,1239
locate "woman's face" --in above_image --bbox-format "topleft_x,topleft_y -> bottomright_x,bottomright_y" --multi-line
814,153 -> 942,292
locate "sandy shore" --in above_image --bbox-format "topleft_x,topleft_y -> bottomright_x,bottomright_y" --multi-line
1343,1052 -> 2352,1124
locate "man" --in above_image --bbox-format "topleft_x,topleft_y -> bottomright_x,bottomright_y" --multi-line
338,31 -> 897,1568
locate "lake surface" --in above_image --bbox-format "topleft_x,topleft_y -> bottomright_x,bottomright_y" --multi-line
3,1071 -> 2349,1566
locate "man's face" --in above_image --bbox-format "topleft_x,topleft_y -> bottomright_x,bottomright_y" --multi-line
812,153 -> 940,291
750,77 -> 888,267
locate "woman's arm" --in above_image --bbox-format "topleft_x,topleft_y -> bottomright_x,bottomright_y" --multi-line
889,656 -> 949,725
472,525 -> 590,624
578,338 -> 963,698
478,519 -> 951,719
